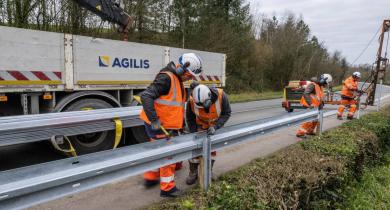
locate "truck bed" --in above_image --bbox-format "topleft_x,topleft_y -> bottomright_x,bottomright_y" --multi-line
0,26 -> 226,93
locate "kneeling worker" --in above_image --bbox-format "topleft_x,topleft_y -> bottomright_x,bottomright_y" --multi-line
140,53 -> 203,197
185,84 -> 231,185
296,74 -> 332,138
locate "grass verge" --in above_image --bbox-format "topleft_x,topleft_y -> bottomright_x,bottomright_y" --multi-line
147,106 -> 390,210
341,150 -> 390,209
228,91 -> 283,103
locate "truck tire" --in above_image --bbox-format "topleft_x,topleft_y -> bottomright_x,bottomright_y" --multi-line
130,93 -> 149,144
64,98 -> 116,155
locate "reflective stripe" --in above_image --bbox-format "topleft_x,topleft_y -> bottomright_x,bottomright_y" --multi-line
154,72 -> 184,107
299,128 -> 308,133
160,175 -> 175,183
194,106 -> 200,116
215,97 -> 221,117
155,99 -> 184,107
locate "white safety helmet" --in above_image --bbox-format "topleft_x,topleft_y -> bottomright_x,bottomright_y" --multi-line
192,84 -> 212,108
179,53 -> 203,76
320,73 -> 333,85
352,71 -> 361,78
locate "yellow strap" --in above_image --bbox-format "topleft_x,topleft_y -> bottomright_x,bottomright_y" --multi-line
66,137 -> 78,157
113,118 -> 123,149
133,95 -> 142,104
51,136 -> 78,157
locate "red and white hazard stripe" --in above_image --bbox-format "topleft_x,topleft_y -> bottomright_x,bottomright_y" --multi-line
0,70 -> 62,81
192,74 -> 221,82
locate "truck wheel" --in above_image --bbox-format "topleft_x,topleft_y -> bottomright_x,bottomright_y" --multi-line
130,94 -> 149,144
64,99 -> 116,155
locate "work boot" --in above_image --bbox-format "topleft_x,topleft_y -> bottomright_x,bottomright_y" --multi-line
144,179 -> 159,188
160,186 -> 183,198
337,115 -> 343,120
186,162 -> 199,185
347,115 -> 354,120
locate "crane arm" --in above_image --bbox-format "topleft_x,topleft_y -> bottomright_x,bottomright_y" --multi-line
72,0 -> 133,39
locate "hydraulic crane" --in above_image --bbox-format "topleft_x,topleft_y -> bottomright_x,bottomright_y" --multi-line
72,0 -> 134,41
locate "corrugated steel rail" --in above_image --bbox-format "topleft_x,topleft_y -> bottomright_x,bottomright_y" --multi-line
0,109 -> 333,210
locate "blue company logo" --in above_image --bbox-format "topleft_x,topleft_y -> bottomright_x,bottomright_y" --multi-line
98,56 -> 150,69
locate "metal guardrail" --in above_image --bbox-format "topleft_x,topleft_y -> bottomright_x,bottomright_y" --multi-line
0,107 -> 143,147
0,109 -> 327,210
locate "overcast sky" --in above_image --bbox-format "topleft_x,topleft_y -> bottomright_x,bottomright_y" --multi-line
248,0 -> 390,65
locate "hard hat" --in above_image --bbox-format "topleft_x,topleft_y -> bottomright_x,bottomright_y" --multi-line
192,84 -> 212,109
320,73 -> 333,85
179,53 -> 203,76
352,71 -> 361,78
310,77 -> 318,83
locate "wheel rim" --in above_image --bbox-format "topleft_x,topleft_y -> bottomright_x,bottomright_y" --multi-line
73,106 -> 107,148
73,131 -> 108,148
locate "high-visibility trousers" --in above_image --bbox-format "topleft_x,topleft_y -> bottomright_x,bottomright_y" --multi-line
296,120 -> 319,136
143,123 -> 177,192
337,99 -> 357,118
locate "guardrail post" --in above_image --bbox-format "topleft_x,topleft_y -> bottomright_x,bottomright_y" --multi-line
377,79 -> 383,111
199,135 -> 212,192
317,110 -> 324,135
357,97 -> 361,119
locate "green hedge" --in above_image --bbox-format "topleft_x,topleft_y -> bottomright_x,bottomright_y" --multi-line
149,106 -> 390,210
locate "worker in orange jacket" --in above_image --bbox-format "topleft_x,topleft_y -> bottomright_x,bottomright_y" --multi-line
140,53 -> 203,197
337,72 -> 361,120
185,83 -> 231,185
296,74 -> 332,138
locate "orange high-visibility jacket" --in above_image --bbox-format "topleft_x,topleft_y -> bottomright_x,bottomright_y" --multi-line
341,76 -> 358,98
300,82 -> 324,108
189,88 -> 223,129
140,71 -> 186,129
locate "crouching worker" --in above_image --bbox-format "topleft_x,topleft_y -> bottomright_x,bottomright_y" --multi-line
296,74 -> 332,138
140,53 -> 203,197
185,84 -> 231,185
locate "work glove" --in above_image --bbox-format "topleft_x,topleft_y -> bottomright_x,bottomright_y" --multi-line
207,126 -> 216,135
318,101 -> 324,110
151,120 -> 162,132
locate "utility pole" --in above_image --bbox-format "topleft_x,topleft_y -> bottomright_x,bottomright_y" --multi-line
367,19 -> 390,105
181,1 -> 185,49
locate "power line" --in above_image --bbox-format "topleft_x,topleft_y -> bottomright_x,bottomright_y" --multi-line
351,26 -> 381,65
